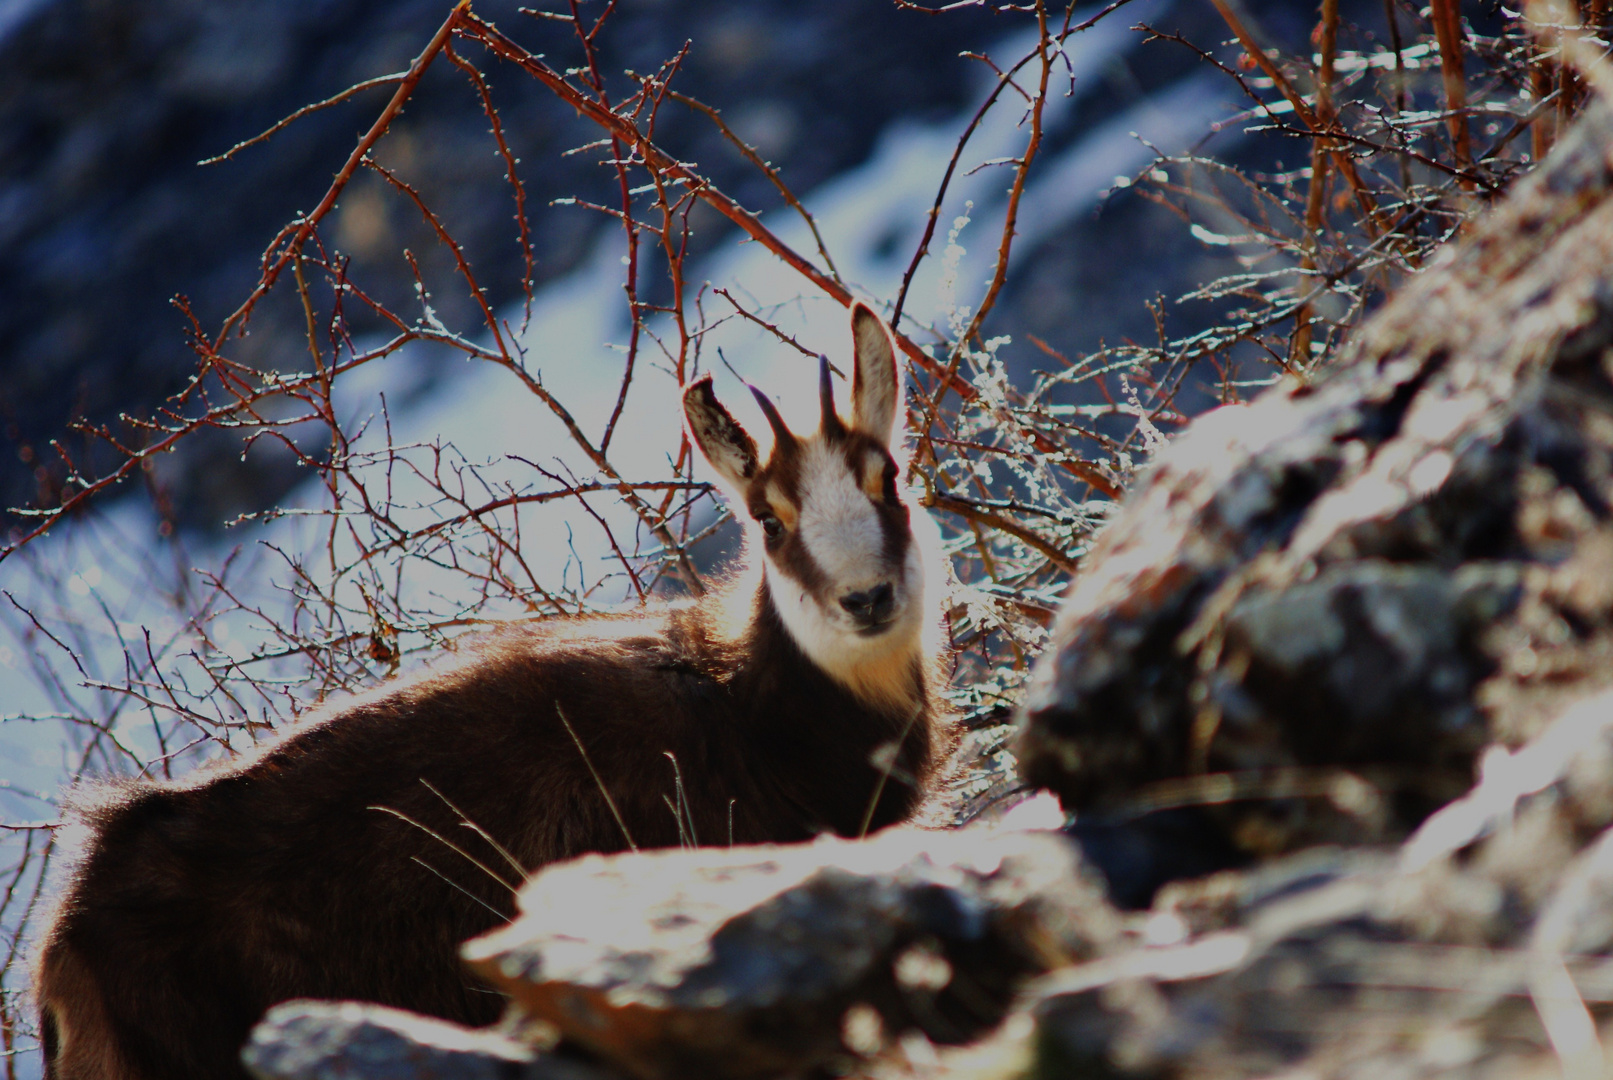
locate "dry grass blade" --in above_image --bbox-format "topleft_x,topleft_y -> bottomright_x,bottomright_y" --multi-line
368,804 -> 522,894
557,704 -> 638,852
419,779 -> 528,880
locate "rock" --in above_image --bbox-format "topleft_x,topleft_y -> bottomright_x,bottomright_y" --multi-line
1031,684 -> 1613,1079
1017,100 -> 1613,860
460,826 -> 1117,1080
1063,806 -> 1249,911
242,1000 -> 609,1080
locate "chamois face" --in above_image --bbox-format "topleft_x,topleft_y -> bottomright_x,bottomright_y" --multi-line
684,304 -> 925,701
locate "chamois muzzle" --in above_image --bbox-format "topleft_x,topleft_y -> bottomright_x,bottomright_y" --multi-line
840,582 -> 896,631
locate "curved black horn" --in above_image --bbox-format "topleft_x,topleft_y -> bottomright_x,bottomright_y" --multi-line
818,354 -> 845,437
747,384 -> 796,451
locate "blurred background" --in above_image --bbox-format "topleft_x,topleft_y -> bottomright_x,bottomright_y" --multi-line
0,0 -> 1331,530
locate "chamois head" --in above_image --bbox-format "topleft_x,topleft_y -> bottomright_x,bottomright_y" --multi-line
684,303 -> 925,706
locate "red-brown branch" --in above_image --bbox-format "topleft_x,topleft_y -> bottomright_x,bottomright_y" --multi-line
452,12 -> 1120,499
1430,0 -> 1474,189
1209,0 -> 1392,238
215,1 -> 471,346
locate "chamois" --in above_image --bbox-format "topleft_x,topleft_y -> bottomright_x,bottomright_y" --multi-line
33,303 -> 952,1080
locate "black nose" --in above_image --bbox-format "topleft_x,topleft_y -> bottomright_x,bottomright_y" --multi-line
839,583 -> 895,626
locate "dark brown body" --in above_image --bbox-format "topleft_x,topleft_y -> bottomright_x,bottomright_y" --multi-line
35,584 -> 945,1080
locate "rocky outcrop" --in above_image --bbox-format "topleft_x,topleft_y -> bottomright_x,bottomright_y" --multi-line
242,1001 -> 609,1080
458,827 -> 1114,1080
1034,684 -> 1613,1079
1017,100 -> 1613,865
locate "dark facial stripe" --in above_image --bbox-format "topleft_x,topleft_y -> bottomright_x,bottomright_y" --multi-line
837,435 -> 912,574
747,451 -> 829,597
879,501 -> 911,566
748,427 -> 912,604
841,436 -> 913,569
774,524 -> 832,598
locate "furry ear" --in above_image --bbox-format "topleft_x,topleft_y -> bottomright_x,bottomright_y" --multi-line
683,377 -> 759,496
850,303 -> 899,445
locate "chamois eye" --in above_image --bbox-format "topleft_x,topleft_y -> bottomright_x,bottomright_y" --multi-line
757,512 -> 784,540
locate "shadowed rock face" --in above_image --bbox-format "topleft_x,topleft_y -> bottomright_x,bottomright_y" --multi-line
1034,685 -> 1613,1080
457,827 -> 1116,1080
1016,100 -> 1613,865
